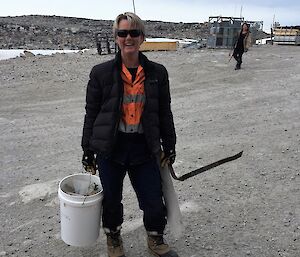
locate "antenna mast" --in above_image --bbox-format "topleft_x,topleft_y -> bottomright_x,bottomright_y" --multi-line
132,0 -> 136,14
240,5 -> 243,18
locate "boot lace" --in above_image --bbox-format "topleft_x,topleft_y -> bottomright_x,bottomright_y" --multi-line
152,235 -> 164,246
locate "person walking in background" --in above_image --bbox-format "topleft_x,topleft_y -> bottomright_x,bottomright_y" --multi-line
232,22 -> 251,70
81,12 -> 178,257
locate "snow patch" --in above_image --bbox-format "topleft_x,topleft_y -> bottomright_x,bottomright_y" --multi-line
45,197 -> 59,207
180,201 -> 201,213
0,192 -> 13,198
19,179 -> 60,203
0,49 -> 88,61
122,217 -> 143,234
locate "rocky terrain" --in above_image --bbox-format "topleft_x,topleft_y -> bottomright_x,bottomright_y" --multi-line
0,15 -> 269,50
0,15 -> 209,50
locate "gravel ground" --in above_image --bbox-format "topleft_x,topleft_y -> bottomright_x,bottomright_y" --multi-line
0,45 -> 299,257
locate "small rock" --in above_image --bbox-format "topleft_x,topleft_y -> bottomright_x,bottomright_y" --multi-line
204,245 -> 213,250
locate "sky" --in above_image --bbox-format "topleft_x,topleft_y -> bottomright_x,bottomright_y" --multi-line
1,0 -> 299,32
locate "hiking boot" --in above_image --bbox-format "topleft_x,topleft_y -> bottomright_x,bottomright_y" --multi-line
235,63 -> 241,70
106,231 -> 126,257
147,235 -> 179,257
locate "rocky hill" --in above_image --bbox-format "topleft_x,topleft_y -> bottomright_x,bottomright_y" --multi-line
0,15 -> 210,50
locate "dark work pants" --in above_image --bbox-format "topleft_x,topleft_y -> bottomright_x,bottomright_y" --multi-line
97,157 -> 167,234
233,48 -> 244,67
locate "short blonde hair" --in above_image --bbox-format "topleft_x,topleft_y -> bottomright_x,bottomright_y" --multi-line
113,12 -> 145,38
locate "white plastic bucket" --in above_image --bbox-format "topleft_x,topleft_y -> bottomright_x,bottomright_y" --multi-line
58,173 -> 103,247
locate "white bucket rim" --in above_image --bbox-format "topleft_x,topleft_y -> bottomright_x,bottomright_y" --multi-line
58,173 -> 103,206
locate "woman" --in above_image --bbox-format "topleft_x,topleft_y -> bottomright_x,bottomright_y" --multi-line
232,22 -> 251,70
81,12 -> 178,257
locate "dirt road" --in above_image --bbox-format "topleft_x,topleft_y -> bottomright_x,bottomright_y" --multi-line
0,45 -> 299,257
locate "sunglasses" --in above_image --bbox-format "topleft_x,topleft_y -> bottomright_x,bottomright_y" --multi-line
117,29 -> 142,38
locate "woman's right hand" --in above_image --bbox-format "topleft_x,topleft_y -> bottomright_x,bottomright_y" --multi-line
82,150 -> 97,175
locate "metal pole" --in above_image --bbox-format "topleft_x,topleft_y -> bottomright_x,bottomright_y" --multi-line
132,0 -> 136,14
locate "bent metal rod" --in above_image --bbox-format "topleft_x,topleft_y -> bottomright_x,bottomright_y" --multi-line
168,151 -> 243,181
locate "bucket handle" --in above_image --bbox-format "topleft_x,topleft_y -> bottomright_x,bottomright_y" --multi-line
81,173 -> 92,205
81,173 -> 100,205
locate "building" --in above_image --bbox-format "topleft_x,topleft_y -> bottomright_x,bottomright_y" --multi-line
207,16 -> 263,49
207,16 -> 244,49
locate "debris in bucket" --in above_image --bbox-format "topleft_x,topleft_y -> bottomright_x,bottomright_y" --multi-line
62,182 -> 100,196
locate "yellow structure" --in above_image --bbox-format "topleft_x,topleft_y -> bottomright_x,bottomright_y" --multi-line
140,40 -> 178,51
274,26 -> 300,45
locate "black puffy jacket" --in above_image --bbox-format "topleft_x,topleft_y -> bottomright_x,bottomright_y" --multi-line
81,51 -> 176,156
